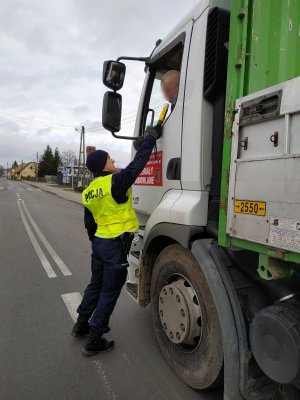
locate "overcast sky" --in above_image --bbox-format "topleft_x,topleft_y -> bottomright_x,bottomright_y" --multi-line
0,0 -> 196,168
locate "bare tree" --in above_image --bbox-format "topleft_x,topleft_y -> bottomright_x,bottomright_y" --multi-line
61,150 -> 77,165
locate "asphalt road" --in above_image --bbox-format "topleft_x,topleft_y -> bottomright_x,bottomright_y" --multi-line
0,179 -> 223,400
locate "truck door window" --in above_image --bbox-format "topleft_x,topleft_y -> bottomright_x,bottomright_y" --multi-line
141,44 -> 183,135
145,72 -> 168,128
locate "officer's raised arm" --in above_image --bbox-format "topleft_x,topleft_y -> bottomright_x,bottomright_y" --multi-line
111,124 -> 162,203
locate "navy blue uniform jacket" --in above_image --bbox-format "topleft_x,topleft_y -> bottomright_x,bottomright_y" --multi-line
84,134 -> 156,241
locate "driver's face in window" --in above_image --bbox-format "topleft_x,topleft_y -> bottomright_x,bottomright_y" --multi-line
161,70 -> 180,106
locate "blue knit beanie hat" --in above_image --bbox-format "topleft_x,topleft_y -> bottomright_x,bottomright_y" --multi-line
86,150 -> 108,174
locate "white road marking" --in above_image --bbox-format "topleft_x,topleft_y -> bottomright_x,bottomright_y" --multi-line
121,353 -> 133,367
0,187 -> 4,189
21,201 -> 72,276
23,187 -> 41,192
92,360 -> 117,400
61,292 -> 82,322
17,201 -> 57,278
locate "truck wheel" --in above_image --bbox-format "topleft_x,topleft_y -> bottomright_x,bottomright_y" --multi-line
150,244 -> 223,389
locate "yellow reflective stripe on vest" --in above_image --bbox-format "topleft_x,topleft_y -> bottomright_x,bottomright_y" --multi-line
82,174 -> 139,238
96,208 -> 136,225
95,221 -> 138,238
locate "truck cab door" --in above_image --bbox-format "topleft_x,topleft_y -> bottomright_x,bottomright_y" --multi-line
132,21 -> 193,223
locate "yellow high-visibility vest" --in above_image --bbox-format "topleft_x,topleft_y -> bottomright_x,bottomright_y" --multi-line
82,174 -> 139,239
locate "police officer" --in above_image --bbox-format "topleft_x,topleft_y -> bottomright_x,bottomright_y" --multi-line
72,124 -> 162,356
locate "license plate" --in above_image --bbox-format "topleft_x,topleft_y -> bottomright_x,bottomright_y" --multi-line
234,200 -> 266,216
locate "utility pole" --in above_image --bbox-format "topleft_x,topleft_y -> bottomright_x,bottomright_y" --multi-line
82,126 -> 86,187
36,152 -> 39,182
70,159 -> 75,189
6,161 -> 8,179
76,126 -> 85,188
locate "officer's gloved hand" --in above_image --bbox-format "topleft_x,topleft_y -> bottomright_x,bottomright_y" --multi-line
145,123 -> 163,140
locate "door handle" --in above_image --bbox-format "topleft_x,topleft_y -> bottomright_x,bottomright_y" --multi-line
270,131 -> 279,147
167,158 -> 181,180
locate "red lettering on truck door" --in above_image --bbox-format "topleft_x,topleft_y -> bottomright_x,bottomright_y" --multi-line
134,151 -> 163,186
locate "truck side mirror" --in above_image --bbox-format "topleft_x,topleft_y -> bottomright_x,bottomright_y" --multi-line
102,61 -> 126,91
102,91 -> 122,133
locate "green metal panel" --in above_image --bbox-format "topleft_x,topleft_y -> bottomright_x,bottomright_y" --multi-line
219,0 -> 251,246
231,237 -> 300,264
218,0 -> 300,263
246,0 -> 300,93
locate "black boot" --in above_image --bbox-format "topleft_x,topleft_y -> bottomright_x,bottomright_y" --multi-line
71,315 -> 90,338
82,332 -> 114,356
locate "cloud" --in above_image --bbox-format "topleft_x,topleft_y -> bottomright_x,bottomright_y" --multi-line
72,105 -> 91,114
0,0 -> 195,168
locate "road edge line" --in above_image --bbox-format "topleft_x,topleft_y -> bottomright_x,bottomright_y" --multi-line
17,201 -> 57,279
21,200 -> 72,276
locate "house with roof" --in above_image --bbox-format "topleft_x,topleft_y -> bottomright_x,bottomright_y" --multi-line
15,162 -> 37,180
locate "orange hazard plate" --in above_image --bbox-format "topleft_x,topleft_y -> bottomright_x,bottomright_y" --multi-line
234,200 -> 266,216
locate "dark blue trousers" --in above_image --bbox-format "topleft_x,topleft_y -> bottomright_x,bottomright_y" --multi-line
77,236 -> 128,334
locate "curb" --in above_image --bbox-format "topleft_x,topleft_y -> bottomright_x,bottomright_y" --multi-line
23,181 -> 82,206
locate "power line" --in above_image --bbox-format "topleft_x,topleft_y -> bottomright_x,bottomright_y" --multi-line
85,103 -> 165,132
0,94 -> 167,135
84,98 -> 166,130
0,112 -> 72,129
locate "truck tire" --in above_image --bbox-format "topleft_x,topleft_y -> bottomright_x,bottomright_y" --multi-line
150,244 -> 223,389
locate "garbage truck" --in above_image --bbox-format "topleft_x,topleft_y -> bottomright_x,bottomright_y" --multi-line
100,0 -> 300,398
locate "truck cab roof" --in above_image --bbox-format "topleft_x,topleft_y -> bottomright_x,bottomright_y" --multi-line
150,0 -> 231,61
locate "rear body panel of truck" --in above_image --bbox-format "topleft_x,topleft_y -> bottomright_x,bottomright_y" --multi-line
219,0 -> 300,265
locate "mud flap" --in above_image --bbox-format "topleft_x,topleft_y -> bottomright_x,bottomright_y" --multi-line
191,239 -> 244,400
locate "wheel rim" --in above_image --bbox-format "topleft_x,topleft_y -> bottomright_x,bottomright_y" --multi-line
158,274 -> 202,352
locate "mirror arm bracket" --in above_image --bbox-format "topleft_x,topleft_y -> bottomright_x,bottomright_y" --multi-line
116,56 -> 149,63
110,131 -> 145,141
